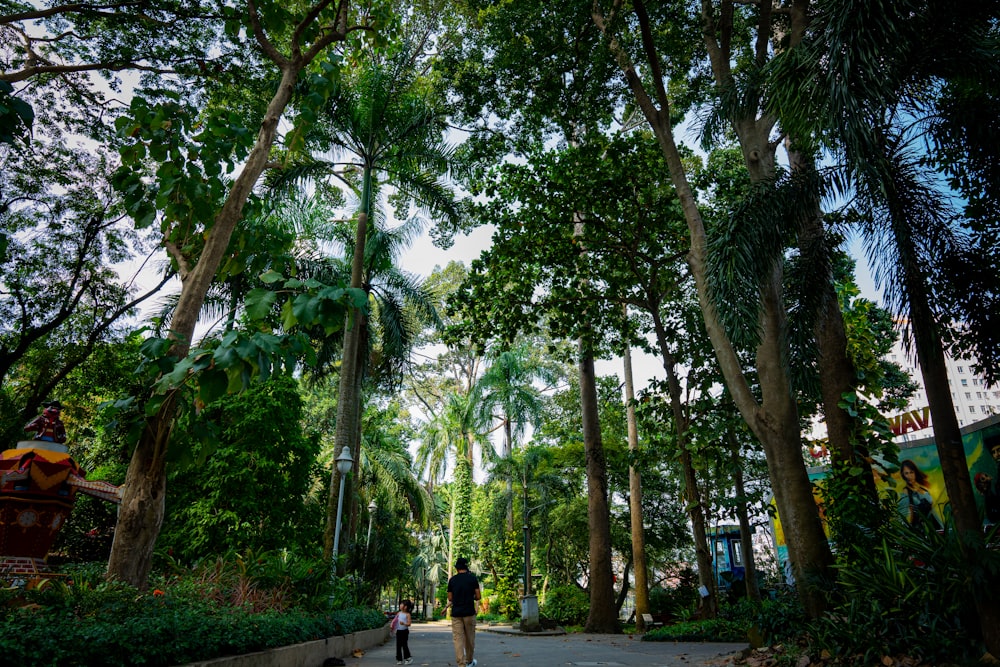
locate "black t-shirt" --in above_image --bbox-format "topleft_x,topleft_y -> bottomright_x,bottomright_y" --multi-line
448,571 -> 480,617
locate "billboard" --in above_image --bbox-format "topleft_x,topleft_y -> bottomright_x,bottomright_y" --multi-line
771,414 -> 1000,576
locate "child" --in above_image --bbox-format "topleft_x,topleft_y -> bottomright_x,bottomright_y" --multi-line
395,599 -> 413,665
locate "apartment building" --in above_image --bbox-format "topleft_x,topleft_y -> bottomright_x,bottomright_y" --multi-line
886,337 -> 1000,442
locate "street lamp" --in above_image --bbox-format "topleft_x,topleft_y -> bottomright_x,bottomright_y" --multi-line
332,446 -> 354,562
366,499 -> 377,552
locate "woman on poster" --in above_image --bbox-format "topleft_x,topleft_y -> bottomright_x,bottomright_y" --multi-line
898,459 -> 942,531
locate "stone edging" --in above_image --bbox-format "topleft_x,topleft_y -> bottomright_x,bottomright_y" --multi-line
178,624 -> 391,667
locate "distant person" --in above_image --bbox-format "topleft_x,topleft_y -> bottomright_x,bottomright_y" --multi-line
447,557 -> 481,667
395,599 -> 413,665
898,459 -> 942,530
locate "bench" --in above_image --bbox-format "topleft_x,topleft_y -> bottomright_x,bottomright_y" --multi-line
641,613 -> 663,628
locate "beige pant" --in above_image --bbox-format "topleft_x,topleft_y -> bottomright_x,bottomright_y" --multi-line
450,614 -> 477,666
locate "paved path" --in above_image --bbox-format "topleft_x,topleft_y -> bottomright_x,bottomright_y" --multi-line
347,620 -> 745,667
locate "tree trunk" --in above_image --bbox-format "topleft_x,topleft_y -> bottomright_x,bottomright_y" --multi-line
904,263 -> 1000,656
787,146 -> 878,509
325,167 -> 372,560
614,558 -> 632,614
505,418 -> 514,532
580,340 -> 618,633
728,433 -> 760,602
680,445 -> 717,618
106,59 -> 303,588
622,334 -> 651,631
105,393 -> 173,587
592,4 -> 833,616
648,305 -> 716,617
753,264 -> 833,617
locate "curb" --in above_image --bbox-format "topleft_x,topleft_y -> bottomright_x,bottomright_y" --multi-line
177,624 -> 391,667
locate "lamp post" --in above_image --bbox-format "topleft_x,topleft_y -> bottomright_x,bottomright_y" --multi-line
366,499 -> 377,552
332,446 -> 354,563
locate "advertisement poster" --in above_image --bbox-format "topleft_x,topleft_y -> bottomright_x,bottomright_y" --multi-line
771,415 -> 1000,576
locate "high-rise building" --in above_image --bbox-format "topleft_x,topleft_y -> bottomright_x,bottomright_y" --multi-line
886,337 -> 1000,442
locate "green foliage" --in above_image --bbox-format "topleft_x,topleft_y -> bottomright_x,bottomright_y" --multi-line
809,518 -> 997,664
648,570 -> 699,617
0,564 -> 385,667
159,375 -> 324,559
540,585 -> 589,626
155,549 -> 333,612
113,91 -> 254,233
643,618 -> 746,643
489,533 -> 523,620
720,593 -> 806,647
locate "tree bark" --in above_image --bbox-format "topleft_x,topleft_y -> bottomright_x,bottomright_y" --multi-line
904,260 -> 1000,656
786,146 -> 878,509
579,339 -> 619,633
107,58 -> 304,588
728,433 -> 760,602
622,333 -> 651,631
648,305 -> 716,618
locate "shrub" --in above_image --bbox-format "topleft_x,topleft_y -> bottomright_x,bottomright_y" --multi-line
0,560 -> 386,667
648,567 -> 698,617
803,517 -> 995,665
540,585 -> 589,625
643,618 -> 745,642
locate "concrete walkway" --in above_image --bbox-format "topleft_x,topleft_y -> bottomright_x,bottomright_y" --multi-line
347,620 -> 745,667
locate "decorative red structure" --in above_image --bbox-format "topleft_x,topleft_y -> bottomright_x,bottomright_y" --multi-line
0,439 -> 122,577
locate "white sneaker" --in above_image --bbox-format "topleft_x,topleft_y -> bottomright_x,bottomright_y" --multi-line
405,660 -> 413,665
470,660 -> 477,667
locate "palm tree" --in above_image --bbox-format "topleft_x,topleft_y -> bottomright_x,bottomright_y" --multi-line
284,43 -> 460,562
411,526 -> 449,619
774,0 -> 1000,651
416,390 -> 488,570
473,343 -> 556,531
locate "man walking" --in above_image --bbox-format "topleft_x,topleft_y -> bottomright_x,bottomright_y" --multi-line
447,557 -> 481,667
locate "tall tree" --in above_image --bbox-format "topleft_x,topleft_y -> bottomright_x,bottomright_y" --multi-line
285,37 -> 460,560
590,0 -> 834,615
103,0 -> 384,588
474,342 -> 555,531
774,0 -> 1000,648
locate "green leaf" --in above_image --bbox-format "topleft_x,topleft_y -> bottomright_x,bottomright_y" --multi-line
245,288 -> 278,320
260,269 -> 284,284
198,368 -> 229,405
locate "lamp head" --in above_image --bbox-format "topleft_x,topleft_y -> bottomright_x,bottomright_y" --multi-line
335,446 -> 354,475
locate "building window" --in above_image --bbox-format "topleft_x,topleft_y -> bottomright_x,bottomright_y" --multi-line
962,379 -> 969,386
970,405 -> 976,413
974,378 -> 980,386
731,541 -> 743,566
966,392 -> 972,399
978,392 -> 983,399
958,366 -> 965,373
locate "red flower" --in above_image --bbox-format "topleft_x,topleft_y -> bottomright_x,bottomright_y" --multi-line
153,589 -> 165,597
